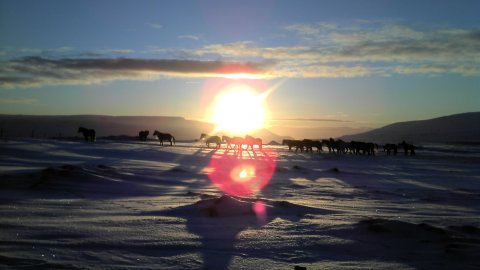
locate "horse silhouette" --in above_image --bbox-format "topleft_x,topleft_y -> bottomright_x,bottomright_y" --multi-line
383,143 -> 398,155
222,135 -> 243,150
205,136 -> 222,148
200,133 -> 208,140
138,130 -> 149,141
399,141 -> 415,155
302,139 -> 323,152
77,127 -> 95,142
321,139 -> 335,153
153,130 -> 175,146
245,135 -> 262,150
349,141 -> 376,155
282,139 -> 304,152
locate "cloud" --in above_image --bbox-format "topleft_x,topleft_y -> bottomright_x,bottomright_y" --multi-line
0,97 -> 37,104
1,22 -> 479,88
0,57 -> 275,88
191,23 -> 480,76
147,23 -> 163,29
178,35 -> 201,41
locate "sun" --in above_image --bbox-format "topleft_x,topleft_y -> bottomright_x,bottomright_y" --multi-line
208,83 -> 267,134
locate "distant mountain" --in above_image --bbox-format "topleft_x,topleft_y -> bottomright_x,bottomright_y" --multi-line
0,115 -> 289,143
340,112 -> 480,143
0,115 -> 214,140
268,126 -> 372,141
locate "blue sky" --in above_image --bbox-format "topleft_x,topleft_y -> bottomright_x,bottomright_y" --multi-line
1,0 -> 479,133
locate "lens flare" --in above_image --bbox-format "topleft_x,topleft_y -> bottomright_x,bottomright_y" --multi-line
252,201 -> 267,223
207,149 -> 276,196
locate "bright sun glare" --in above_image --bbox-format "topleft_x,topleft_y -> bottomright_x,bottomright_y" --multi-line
209,84 -> 266,134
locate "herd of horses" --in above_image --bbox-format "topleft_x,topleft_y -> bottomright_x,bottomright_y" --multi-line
282,138 -> 415,155
77,127 -> 175,146
77,127 -> 415,155
200,133 -> 263,151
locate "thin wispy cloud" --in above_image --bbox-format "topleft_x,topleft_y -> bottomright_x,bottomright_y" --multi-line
178,35 -> 201,41
0,97 -> 37,104
147,23 -> 163,29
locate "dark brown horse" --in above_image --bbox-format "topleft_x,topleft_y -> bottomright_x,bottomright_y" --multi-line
399,141 -> 415,155
138,130 -> 149,141
78,127 -> 95,142
153,130 -> 175,146
205,135 -> 222,148
383,143 -> 398,155
282,139 -> 304,152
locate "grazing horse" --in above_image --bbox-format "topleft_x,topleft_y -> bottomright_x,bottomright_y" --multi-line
205,136 -> 222,148
399,141 -> 415,155
138,130 -> 149,141
153,130 -> 175,146
383,143 -> 398,155
77,127 -> 96,142
245,135 -> 262,150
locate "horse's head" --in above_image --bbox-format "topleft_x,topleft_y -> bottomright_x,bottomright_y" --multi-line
153,130 -> 159,136
77,127 -> 85,132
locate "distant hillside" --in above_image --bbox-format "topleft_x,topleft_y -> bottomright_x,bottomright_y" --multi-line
0,115 -> 214,140
341,112 -> 480,143
0,115 -> 289,142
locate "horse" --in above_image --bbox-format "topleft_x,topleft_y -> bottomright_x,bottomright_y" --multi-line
399,141 -> 415,155
383,143 -> 398,155
138,130 -> 149,141
77,127 -> 96,142
331,138 -> 347,154
282,139 -> 295,151
350,141 -> 376,155
321,139 -> 334,153
222,135 -> 243,150
245,135 -> 262,150
301,139 -> 322,153
153,130 -> 175,146
282,139 -> 305,152
204,136 -> 221,148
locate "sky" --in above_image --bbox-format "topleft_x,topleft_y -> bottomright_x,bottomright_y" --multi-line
1,0 -> 479,135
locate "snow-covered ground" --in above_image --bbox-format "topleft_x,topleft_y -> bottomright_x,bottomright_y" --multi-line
1,139 -> 479,269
